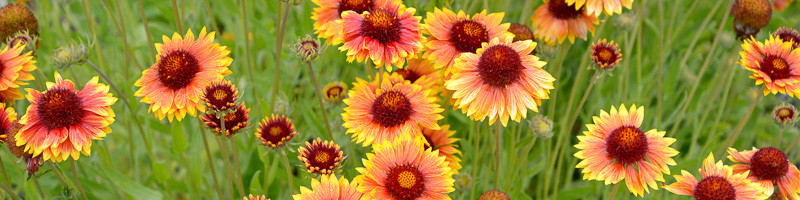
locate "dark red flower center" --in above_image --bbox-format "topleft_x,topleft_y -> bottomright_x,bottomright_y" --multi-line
386,164 -> 425,199
750,147 -> 789,180
548,0 -> 585,19
606,126 -> 648,165
593,46 -> 619,68
395,68 -> 421,83
305,145 -> 340,171
326,86 -> 344,100
477,45 -> 524,87
338,0 -> 374,15
361,9 -> 401,44
778,33 -> 800,48
203,83 -> 237,111
157,50 -> 200,90
776,108 -> 795,122
371,91 -> 412,128
259,119 -> 294,145
693,176 -> 736,200
761,56 -> 792,80
449,20 -> 489,53
37,88 -> 83,129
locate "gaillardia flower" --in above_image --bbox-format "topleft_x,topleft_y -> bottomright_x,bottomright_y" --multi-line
243,194 -> 269,200
5,30 -> 37,56
422,8 -> 512,74
728,147 -> 800,199
393,58 -> 443,95
201,79 -> 239,112
478,190 -> 510,200
772,103 -> 798,126
509,23 -> 534,42
134,27 -> 233,122
297,138 -> 344,175
0,4 -> 38,41
590,39 -> 623,71
738,36 -> 800,97
311,0 -> 391,44
422,125 -> 462,174
574,104 -> 679,196
339,0 -> 424,71
255,114 -> 297,148
16,73 -> 117,162
200,103 -> 250,137
323,81 -> 348,103
565,0 -> 633,16
446,36 -> 554,126
731,0 -> 772,40
774,27 -> 800,49
0,42 -> 36,102
531,0 -> 598,44
294,34 -> 326,64
0,103 -> 16,143
355,135 -> 454,200
293,174 -> 363,200
342,78 -> 442,146
665,153 -> 769,200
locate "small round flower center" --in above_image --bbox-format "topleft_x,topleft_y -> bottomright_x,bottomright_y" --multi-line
750,147 -> 789,180
693,176 -> 736,200
157,51 -> 200,90
605,126 -> 648,165
395,68 -> 421,83
777,108 -> 794,121
37,88 -> 84,129
449,20 -> 489,53
260,120 -> 293,146
548,0 -> 585,19
361,9 -> 401,44
386,164 -> 425,199
326,86 -> 343,99
761,56 -> 792,80
477,45 -> 524,87
598,49 -> 614,63
212,89 -> 228,101
269,126 -> 282,136
338,0 -> 373,15
314,151 -> 331,163
371,91 -> 412,128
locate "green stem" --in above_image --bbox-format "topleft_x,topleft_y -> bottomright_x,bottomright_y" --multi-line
138,0 -> 156,60
607,184 -> 620,200
199,119 -> 225,200
47,163 -> 78,200
229,137 -> 246,197
546,45 -> 569,120
656,0 -> 664,128
717,93 -> 762,156
0,182 -> 21,200
240,0 -> 255,83
69,160 -> 88,200
171,0 -> 183,31
494,123 -> 501,188
204,0 -> 220,32
270,3 -> 291,113
470,123 -> 480,200
777,128 -> 784,148
280,150 -> 296,195
215,136 -> 236,199
700,68 -> 737,155
307,62 -> 334,139
33,178 -> 45,199
688,60 -> 735,156
0,156 -> 9,188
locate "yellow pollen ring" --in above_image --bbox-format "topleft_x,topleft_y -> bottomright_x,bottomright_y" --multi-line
314,152 -> 331,163
779,109 -> 792,118
599,49 -> 613,62
269,127 -> 282,136
367,11 -> 396,29
616,128 -> 639,147
397,171 -> 417,188
773,58 -> 789,70
462,22 -> 484,36
380,93 -> 404,108
212,89 -> 228,101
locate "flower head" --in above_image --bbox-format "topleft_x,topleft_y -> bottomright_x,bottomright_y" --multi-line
732,0 -> 772,40
773,103 -> 798,126
392,58 -> 443,95
478,190 -> 510,200
531,0 -> 598,45
355,135 -> 454,200
53,42 -> 89,68
446,36 -> 554,126
294,34 -> 326,64
509,23 -> 535,42
422,125 -> 462,174
565,0 -> 633,16
200,103 -> 250,137
574,104 -> 679,196
529,114 -> 554,138
0,4 -> 38,41
298,138 -> 345,175
728,147 -> 800,199
590,39 -> 623,71
5,30 -> 37,56
255,114 -> 297,148
202,80 -> 239,112
774,27 -> 800,49
738,36 -> 800,97
15,72 -> 117,162
339,0 -> 424,71
323,81 -> 348,103
0,42 -> 35,104
134,27 -> 233,122
311,0 -> 392,44
293,174 -> 363,200
665,153 -> 769,200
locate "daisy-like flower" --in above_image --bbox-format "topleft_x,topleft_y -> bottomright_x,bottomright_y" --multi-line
339,0 -> 424,71
446,36 -> 554,126
0,103 -> 16,143
15,72 -> 117,162
342,77 -> 443,146
355,135 -> 454,200
738,36 -> 800,97
255,114 -> 297,148
311,0 -> 391,44
298,138 -> 345,175
531,0 -> 599,45
478,190 -> 510,200
774,27 -> 800,49
293,174 -> 363,200
0,43 -> 36,102
728,147 -> 800,199
134,27 -> 233,122
665,153 -> 769,200
422,8 -> 512,74
422,125 -> 462,174
323,81 -> 348,103
201,80 -> 239,112
590,39 -> 623,71
565,0 -> 633,16
200,103 -> 250,137
574,104 -> 679,196
243,194 -> 269,200
773,103 -> 799,126
393,58 -> 443,95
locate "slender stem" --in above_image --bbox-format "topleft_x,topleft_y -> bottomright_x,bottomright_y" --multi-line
199,118 -> 224,200
271,3 -> 291,113
494,123 -> 502,188
215,136 -> 236,200
229,138 -> 246,197
656,0 -> 664,128
0,156 -> 9,188
688,60 -> 735,156
280,150 -> 296,195
240,0 -> 255,83
69,160 -> 88,200
307,62 -> 335,139
204,0 -> 220,32
718,93 -> 762,156
607,184 -> 620,200
33,178 -> 45,199
702,68 -> 737,155
0,182 -> 21,200
171,0 -> 183,31
470,123 -> 480,200
138,0 -> 156,60
786,133 -> 800,156
777,128 -> 784,148
546,45 -> 569,119
47,162 -> 78,200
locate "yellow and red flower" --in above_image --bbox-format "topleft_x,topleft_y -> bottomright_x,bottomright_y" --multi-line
15,72 -> 117,162
421,125 -> 462,174
422,8 -> 512,74
338,0 -> 424,71
298,138 -> 345,175
323,81 -> 348,103
565,0 -> 633,16
393,58 -> 443,95
774,27 -> 800,49
342,77 -> 442,146
200,103 -> 250,137
311,0 -> 392,44
355,135 -> 454,200
574,104 -> 679,196
294,174 -> 363,200
531,0 -> 599,45
728,147 -> 800,199
135,27 -> 233,122
201,79 -> 239,112
0,103 -> 16,143
0,43 -> 36,103
665,153 -> 769,200
255,114 -> 297,148
590,39 -> 623,71
446,36 -> 554,126
738,36 -> 800,97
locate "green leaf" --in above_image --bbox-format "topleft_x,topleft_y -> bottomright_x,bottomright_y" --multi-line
249,170 -> 263,194
105,167 -> 163,200
171,121 -> 188,154
152,161 -> 169,184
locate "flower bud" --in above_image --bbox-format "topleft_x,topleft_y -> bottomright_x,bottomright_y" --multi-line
53,43 -> 89,68
294,34 -> 326,64
773,102 -> 798,127
529,114 -> 554,138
